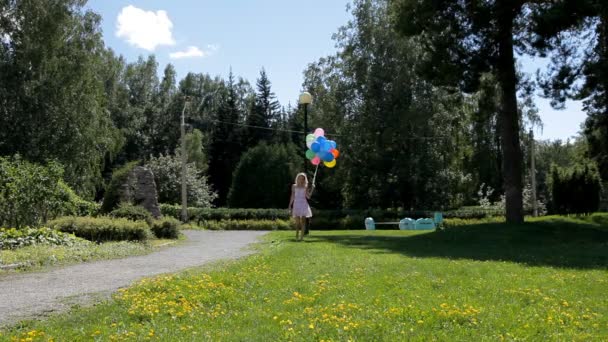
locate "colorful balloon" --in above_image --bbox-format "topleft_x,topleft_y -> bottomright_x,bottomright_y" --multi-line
321,151 -> 335,162
311,156 -> 321,165
306,134 -> 316,143
311,142 -> 321,153
330,149 -> 340,159
329,140 -> 337,149
314,128 -> 325,137
324,159 -> 336,168
305,150 -> 315,160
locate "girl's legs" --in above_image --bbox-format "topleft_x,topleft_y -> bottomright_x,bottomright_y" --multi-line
295,217 -> 302,240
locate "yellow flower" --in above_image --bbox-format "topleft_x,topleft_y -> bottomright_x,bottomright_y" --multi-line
417,320 -> 424,324
309,323 -> 315,329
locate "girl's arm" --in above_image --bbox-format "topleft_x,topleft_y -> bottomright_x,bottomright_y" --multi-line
288,185 -> 295,209
306,184 -> 315,199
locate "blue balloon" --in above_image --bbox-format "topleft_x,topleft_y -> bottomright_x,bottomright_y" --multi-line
329,140 -> 337,149
311,142 -> 321,153
316,136 -> 327,144
321,151 -> 335,162
321,141 -> 331,152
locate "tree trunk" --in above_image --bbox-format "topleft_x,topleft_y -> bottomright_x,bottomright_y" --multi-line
496,2 -> 524,223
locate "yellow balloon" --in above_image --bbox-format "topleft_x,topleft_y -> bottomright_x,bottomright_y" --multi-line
324,159 -> 337,168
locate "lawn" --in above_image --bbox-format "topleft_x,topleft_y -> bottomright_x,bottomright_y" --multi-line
0,238 -> 179,275
2,217 -> 608,341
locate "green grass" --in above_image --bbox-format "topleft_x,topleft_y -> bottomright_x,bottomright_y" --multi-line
2,217 -> 608,341
0,238 -> 179,275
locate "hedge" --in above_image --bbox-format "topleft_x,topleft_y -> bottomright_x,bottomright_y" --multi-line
110,203 -> 153,224
48,216 -> 151,242
202,220 -> 292,231
160,204 -> 503,223
150,217 -> 181,239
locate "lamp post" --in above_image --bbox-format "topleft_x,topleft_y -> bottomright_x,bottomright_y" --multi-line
299,92 -> 312,173
180,97 -> 190,223
298,92 -> 312,236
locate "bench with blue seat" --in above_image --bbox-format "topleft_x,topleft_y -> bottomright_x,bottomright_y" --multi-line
365,212 -> 443,230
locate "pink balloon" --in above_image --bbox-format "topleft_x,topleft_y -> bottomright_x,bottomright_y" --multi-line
311,156 -> 321,165
314,128 -> 325,137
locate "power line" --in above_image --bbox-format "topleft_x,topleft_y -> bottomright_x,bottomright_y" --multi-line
206,118 -> 449,140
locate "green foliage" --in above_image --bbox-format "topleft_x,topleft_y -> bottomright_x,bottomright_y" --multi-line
0,241 -> 150,273
228,143 -> 299,208
0,0 -> 123,197
146,154 -> 217,208
202,220 -> 292,231
184,129 -> 208,172
101,161 -> 139,214
48,216 -> 151,242
0,227 -> 82,250
0,156 -> 71,227
110,203 -> 153,225
160,204 -> 290,221
150,218 -> 181,239
58,181 -> 101,217
549,164 -> 602,215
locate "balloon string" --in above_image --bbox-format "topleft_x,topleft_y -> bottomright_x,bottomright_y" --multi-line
312,164 -> 319,186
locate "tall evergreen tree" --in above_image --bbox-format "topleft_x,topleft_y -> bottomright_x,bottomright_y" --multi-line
209,70 -> 245,205
246,69 -> 280,146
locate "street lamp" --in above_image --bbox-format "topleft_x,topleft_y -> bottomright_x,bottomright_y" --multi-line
298,92 -> 312,236
299,92 -> 313,173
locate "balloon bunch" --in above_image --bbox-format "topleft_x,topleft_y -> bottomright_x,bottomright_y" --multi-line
305,128 -> 340,168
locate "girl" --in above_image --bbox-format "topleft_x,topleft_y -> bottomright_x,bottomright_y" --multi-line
288,172 -> 314,241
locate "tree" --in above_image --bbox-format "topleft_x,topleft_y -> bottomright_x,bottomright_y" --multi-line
245,69 -> 280,146
0,0 -> 122,198
146,154 -> 217,208
227,143 -> 300,208
184,129 -> 208,173
209,70 -> 246,205
531,1 -> 608,182
393,0 -> 559,222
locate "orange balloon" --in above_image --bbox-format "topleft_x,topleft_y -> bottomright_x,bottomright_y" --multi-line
331,149 -> 340,159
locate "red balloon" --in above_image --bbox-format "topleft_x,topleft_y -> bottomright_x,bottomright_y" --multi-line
330,149 -> 340,159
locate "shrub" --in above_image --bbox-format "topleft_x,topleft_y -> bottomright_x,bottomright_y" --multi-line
227,143 -> 300,209
100,161 -> 139,214
111,203 -> 153,224
0,227 -> 82,250
150,217 -> 181,239
59,181 -> 100,217
146,154 -> 217,208
203,220 -> 292,231
0,156 -> 69,227
160,204 -> 291,222
48,216 -> 151,242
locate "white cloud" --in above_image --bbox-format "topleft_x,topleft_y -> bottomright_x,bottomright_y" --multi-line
115,5 -> 175,51
170,45 -> 219,59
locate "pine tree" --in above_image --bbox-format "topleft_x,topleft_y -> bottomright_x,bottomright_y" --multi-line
246,69 -> 280,146
209,70 -> 245,205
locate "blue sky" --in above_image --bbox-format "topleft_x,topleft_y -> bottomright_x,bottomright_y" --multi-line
87,0 -> 586,141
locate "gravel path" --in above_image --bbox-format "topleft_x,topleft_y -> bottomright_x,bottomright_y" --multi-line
0,230 -> 268,325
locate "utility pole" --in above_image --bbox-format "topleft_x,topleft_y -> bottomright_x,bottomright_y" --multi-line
530,129 -> 538,217
181,97 -> 190,223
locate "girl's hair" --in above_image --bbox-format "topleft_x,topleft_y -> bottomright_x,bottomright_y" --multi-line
294,172 -> 308,187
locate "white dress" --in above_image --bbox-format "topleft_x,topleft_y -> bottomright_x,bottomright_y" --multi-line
292,186 -> 312,218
